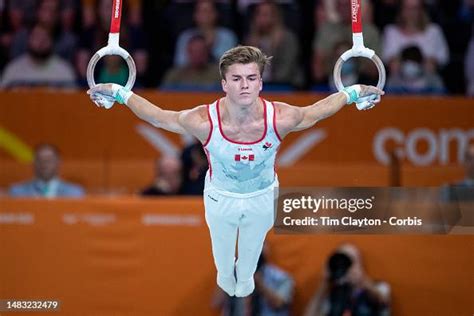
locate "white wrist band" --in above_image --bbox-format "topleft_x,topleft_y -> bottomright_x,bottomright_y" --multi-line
342,85 -> 362,104
116,88 -> 133,105
111,83 -> 132,105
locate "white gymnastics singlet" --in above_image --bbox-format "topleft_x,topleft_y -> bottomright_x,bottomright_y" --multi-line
203,98 -> 282,194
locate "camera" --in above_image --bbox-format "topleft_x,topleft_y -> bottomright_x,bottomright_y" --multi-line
326,252 -> 385,316
328,252 -> 352,283
327,252 -> 353,316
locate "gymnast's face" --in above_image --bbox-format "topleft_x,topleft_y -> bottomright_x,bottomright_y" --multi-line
221,62 -> 263,106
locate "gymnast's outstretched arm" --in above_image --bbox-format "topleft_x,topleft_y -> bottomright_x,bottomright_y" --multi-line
87,83 -> 210,142
272,85 -> 384,138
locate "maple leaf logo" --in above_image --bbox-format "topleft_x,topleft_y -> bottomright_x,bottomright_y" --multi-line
235,154 -> 254,161
263,142 -> 273,150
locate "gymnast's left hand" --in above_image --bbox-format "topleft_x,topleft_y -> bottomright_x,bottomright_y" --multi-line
355,85 -> 384,111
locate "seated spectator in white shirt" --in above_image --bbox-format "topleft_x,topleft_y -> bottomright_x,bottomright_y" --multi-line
382,0 -> 449,75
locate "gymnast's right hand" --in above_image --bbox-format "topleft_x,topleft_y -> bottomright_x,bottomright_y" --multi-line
87,83 -> 132,109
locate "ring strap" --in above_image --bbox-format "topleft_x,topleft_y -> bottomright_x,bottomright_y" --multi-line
332,0 -> 386,92
110,0 -> 122,34
351,0 -> 362,33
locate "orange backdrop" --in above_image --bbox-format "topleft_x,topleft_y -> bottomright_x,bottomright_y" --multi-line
1,198 -> 473,316
1,92 -> 472,191
0,92 -> 472,164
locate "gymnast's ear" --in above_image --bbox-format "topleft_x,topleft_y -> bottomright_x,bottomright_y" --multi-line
222,78 -> 228,93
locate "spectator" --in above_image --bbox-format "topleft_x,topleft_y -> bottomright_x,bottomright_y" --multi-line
386,45 -> 445,94
442,143 -> 474,201
304,243 -> 390,316
42,0 -> 78,62
9,144 -> 84,198
181,141 -> 207,195
5,0 -> 37,32
174,0 -> 237,67
0,24 -> 76,89
4,2 -> 35,60
212,243 -> 294,315
140,156 -> 183,196
244,0 -> 303,87
9,0 -> 78,62
312,0 -> 380,88
161,34 -> 221,90
381,0 -> 449,76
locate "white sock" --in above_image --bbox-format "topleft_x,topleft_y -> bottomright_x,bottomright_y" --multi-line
234,277 -> 255,297
217,273 -> 236,296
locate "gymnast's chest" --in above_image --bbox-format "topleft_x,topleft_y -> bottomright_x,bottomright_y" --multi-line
220,122 -> 265,143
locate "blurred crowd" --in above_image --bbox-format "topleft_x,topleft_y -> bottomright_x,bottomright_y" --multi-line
0,0 -> 472,95
6,141 -> 208,198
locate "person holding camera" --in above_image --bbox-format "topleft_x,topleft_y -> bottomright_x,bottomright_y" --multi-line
304,244 -> 390,316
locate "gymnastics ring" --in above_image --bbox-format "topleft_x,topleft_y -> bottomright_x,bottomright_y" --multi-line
333,0 -> 385,93
86,0 -> 136,90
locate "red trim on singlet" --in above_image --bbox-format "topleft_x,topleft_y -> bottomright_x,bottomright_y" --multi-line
202,103 -> 213,147
271,101 -> 283,142
204,147 -> 212,180
216,98 -> 267,145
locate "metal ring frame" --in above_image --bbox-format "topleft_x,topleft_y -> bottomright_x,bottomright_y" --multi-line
86,48 -> 136,90
333,52 -> 386,92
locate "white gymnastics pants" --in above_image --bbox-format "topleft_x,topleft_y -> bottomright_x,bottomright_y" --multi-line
204,180 -> 277,286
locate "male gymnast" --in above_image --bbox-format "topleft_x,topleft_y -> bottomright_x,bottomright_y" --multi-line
87,46 -> 384,297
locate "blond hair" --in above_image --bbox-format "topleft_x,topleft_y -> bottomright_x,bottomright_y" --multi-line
219,46 -> 272,79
